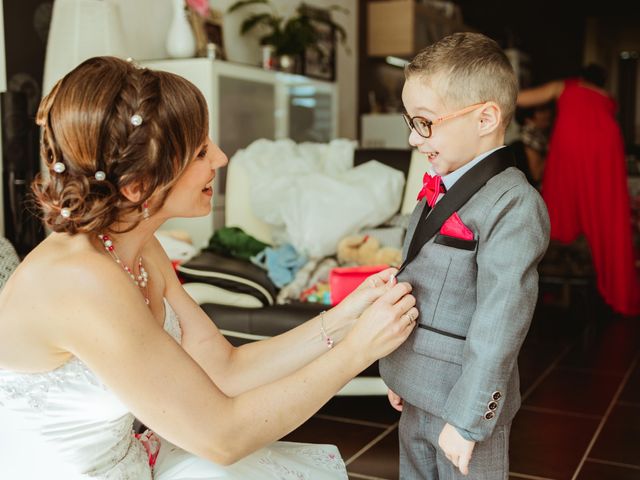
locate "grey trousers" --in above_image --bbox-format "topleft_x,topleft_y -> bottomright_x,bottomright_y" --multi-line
398,402 -> 510,480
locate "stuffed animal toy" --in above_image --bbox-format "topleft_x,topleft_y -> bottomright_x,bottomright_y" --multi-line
337,235 -> 402,267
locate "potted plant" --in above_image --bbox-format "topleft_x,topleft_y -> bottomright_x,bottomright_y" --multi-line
227,0 -> 348,74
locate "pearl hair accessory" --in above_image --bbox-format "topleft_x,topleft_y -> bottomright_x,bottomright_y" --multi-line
53,162 -> 66,173
60,208 -> 71,218
94,170 -> 106,181
99,233 -> 150,305
130,114 -> 143,127
126,57 -> 142,69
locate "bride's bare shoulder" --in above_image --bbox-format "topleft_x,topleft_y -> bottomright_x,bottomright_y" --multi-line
0,234 -> 136,370
3,233 -> 124,307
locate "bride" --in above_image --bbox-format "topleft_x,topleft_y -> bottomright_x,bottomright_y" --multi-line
0,56 -> 418,479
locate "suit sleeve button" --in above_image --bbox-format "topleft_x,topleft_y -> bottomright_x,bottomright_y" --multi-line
492,391 -> 502,401
484,411 -> 495,420
488,401 -> 498,411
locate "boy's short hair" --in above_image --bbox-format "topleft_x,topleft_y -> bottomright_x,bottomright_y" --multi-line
406,32 -> 518,129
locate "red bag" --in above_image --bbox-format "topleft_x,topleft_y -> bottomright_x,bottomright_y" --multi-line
329,265 -> 388,305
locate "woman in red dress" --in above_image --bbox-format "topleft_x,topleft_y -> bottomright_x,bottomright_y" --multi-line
518,64 -> 640,316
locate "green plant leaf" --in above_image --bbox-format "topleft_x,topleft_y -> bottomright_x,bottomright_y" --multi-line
240,12 -> 276,35
326,5 -> 350,16
296,3 -> 348,45
227,0 -> 269,14
230,0 -> 350,57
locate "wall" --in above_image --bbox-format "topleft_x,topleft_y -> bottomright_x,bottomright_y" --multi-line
115,0 -> 358,139
584,17 -> 640,144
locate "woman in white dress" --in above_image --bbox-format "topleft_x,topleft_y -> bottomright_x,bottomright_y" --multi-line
0,56 -> 418,479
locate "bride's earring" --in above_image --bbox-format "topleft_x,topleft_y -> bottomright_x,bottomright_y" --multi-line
142,201 -> 150,220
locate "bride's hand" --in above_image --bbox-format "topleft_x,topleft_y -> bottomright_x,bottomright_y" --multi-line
330,268 -> 399,326
343,280 -> 418,365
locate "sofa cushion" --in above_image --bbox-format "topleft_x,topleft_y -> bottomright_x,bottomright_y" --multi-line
202,302 -> 380,377
177,251 -> 277,306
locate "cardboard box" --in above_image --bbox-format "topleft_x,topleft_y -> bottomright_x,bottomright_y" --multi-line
367,0 -> 466,57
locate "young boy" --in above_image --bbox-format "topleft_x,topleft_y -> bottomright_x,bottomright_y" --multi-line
379,32 -> 550,479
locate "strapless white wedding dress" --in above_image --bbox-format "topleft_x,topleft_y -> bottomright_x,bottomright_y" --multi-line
0,299 -> 347,479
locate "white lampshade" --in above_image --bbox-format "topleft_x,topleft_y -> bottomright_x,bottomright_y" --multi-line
43,0 -> 129,96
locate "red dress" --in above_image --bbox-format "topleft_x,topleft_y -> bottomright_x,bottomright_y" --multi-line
542,78 -> 640,315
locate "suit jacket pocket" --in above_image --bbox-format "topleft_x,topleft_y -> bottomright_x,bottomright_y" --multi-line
412,324 -> 465,366
434,234 -> 477,251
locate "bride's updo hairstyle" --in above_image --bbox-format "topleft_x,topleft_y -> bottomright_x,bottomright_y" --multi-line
33,56 -> 208,234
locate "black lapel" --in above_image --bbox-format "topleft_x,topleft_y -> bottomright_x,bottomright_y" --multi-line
398,147 -> 515,274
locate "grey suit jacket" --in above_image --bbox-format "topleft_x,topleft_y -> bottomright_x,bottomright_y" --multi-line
379,151 -> 550,442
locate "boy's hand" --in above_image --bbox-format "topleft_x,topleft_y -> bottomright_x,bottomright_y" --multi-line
387,388 -> 404,411
438,423 -> 475,476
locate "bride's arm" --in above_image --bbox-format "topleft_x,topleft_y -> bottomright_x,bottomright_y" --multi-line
151,238 -> 397,396
61,254 -> 414,465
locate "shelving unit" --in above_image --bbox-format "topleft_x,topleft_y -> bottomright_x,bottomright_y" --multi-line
140,58 -> 338,249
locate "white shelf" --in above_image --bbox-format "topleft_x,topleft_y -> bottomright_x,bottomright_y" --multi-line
140,58 -> 338,250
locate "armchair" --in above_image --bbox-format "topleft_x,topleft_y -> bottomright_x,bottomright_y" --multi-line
0,237 -> 20,291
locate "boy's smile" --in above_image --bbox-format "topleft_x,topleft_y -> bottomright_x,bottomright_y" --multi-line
402,77 -> 499,176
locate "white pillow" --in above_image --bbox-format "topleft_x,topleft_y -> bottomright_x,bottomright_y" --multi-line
277,160 -> 404,257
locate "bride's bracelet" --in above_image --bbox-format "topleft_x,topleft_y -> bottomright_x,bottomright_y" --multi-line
319,311 -> 334,349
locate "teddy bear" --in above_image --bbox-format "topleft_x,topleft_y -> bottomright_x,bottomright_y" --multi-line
336,234 -> 402,267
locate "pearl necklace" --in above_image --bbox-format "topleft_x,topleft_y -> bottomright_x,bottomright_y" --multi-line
99,234 -> 150,305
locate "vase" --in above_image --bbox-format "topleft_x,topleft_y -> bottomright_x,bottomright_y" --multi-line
261,45 -> 276,70
165,0 -> 196,58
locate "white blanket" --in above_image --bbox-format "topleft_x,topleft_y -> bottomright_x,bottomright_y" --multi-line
231,139 -> 405,258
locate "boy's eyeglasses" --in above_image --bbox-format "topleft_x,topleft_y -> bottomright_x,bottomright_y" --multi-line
402,102 -> 485,139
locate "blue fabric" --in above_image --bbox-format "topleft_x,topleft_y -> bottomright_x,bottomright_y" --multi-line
251,243 -> 307,288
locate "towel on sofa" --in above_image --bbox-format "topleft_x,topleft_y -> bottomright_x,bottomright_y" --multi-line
231,139 -> 404,257
251,243 -> 308,288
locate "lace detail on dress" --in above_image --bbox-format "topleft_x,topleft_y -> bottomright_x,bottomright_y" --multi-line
0,356 -> 102,410
257,444 -> 347,479
0,300 -> 348,479
96,438 -> 150,480
0,356 -> 150,479
0,301 -> 182,480
84,417 -> 137,477
163,299 -> 182,344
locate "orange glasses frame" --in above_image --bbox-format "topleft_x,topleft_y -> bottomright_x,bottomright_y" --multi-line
402,102 -> 485,138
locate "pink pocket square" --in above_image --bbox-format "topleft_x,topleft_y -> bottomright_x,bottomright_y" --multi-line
440,212 -> 474,240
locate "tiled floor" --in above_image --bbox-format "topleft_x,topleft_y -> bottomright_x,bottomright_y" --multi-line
284,285 -> 640,479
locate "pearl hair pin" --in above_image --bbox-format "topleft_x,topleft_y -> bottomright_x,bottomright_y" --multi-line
126,57 -> 142,69
99,233 -> 150,305
52,160 -> 106,183
130,114 -> 143,127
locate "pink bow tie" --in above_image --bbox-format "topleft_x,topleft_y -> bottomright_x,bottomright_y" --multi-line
417,173 -> 445,207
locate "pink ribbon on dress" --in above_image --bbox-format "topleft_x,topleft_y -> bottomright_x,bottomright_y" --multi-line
134,429 -> 161,468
